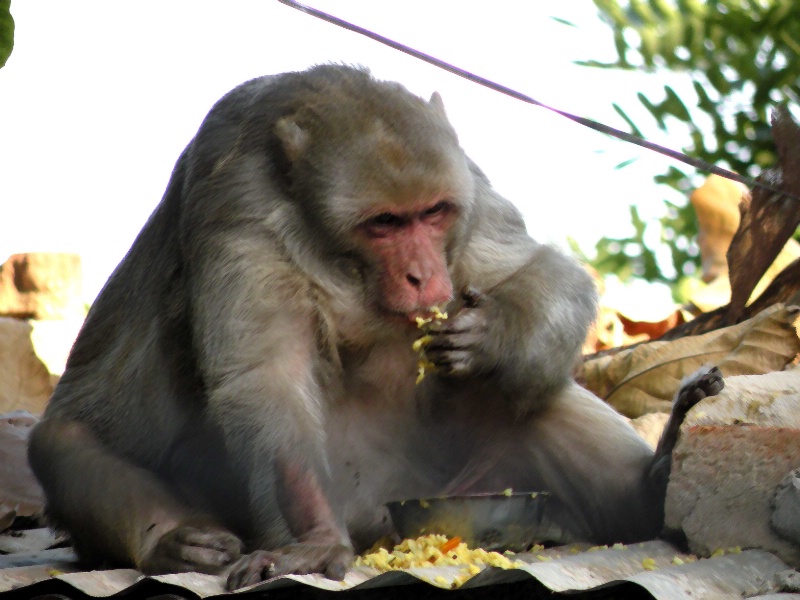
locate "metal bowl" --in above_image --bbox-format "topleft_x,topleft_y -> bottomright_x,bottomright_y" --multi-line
386,492 -> 550,552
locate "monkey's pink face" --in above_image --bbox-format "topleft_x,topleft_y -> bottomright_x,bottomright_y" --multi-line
357,199 -> 456,325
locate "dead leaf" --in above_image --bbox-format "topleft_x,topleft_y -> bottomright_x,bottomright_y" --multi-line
585,306 -> 649,353
687,239 -> 800,314
617,309 -> 688,340
690,174 -> 745,283
580,304 -> 800,418
659,258 -> 800,343
726,108 -> 800,322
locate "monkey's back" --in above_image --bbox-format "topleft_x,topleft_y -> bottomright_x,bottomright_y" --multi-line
44,151 -> 199,466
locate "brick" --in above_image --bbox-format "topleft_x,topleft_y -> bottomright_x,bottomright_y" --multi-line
665,425 -> 800,567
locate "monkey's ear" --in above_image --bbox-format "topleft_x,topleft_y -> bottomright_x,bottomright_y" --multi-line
275,117 -> 310,164
429,92 -> 447,117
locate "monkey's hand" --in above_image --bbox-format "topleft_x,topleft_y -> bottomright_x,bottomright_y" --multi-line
226,543 -> 354,590
139,524 -> 243,576
423,287 -> 489,378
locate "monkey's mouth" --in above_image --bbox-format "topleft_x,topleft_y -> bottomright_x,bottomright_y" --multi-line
378,306 -> 433,327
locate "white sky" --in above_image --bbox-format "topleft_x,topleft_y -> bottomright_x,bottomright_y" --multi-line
0,1 -> 694,303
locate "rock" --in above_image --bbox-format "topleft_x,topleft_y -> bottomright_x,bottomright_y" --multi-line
0,318 -> 53,414
772,469 -> 800,545
0,253 -> 83,320
0,411 -> 45,517
774,568 -> 800,592
666,371 -> 800,567
682,370 -> 800,430
665,425 -> 800,567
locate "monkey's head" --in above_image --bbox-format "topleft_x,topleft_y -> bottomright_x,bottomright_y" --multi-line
274,67 -> 475,324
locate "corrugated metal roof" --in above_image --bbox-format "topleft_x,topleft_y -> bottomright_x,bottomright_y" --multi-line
2,539 -> 799,599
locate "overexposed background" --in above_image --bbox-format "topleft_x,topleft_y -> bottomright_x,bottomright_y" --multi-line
1,1 -> 692,308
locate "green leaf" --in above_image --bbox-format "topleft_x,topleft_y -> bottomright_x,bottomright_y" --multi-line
637,92 -> 667,130
567,0 -> 800,293
0,0 -> 13,68
574,59 -> 629,70
662,85 -> 692,122
612,102 -> 645,136
549,16 -> 578,27
692,80 -> 718,114
614,157 -> 640,169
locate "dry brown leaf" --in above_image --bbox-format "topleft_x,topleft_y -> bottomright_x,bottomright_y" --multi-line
617,309 -> 688,340
584,306 -> 649,353
726,108 -> 800,322
690,174 -> 746,283
580,304 -> 800,418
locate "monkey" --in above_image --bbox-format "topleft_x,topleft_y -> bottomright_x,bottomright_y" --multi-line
27,65 -> 723,591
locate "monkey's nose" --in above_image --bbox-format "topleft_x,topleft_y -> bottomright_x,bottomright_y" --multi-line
406,273 -> 422,288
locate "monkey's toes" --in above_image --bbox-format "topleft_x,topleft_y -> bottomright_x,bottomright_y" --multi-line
141,525 -> 243,576
676,365 -> 724,411
226,550 -> 277,591
225,544 -> 353,590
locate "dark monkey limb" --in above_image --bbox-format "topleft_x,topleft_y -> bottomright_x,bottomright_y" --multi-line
646,366 -> 725,508
29,65 -> 701,590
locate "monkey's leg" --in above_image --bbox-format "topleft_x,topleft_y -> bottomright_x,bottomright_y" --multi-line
509,368 -> 723,545
28,418 -> 242,574
225,457 -> 353,590
508,383 -> 662,543
647,366 -> 724,504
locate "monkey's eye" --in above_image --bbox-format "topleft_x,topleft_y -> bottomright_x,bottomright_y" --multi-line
422,200 -> 453,223
367,212 -> 404,229
425,201 -> 447,215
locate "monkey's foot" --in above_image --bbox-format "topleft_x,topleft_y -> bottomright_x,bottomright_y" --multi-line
226,543 -> 353,590
673,365 -> 724,418
140,524 -> 243,575
649,366 -> 726,492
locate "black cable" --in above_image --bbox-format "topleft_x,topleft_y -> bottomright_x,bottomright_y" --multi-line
277,0 -> 799,202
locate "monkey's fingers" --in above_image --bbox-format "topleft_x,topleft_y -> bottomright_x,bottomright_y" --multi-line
424,348 -> 476,377
429,307 -> 485,334
460,285 -> 484,308
425,329 -> 483,354
226,550 -> 278,590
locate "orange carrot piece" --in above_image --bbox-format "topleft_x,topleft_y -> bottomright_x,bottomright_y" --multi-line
440,536 -> 462,553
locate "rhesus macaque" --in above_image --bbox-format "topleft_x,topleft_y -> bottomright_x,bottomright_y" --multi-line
28,65 -> 722,590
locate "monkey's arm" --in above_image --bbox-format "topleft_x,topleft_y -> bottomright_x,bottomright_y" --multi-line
184,166 -> 352,586
427,173 -> 597,411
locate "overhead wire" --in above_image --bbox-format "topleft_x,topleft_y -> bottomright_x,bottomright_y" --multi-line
277,0 -> 799,203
